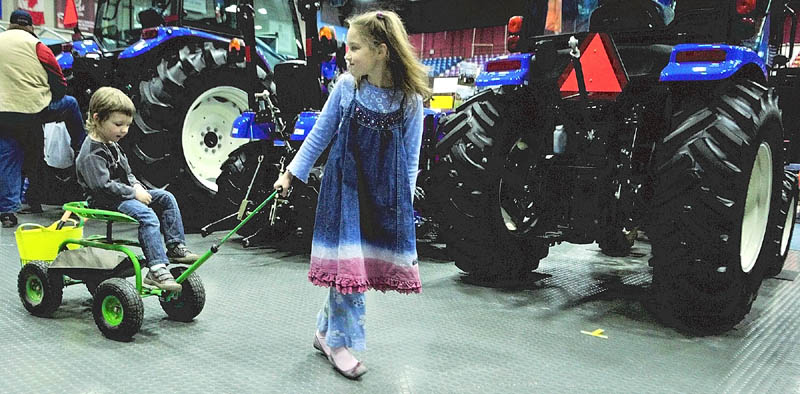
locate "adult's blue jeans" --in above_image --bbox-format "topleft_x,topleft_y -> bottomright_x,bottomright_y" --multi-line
0,94 -> 87,205
0,135 -> 23,213
116,189 -> 186,267
39,95 -> 86,152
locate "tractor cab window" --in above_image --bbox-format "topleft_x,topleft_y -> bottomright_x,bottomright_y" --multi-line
253,1 -> 301,61
182,0 -> 303,68
96,0 -> 177,50
182,0 -> 236,29
536,0 -> 676,35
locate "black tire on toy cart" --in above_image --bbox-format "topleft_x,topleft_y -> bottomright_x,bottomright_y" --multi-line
17,261 -> 63,317
84,279 -> 101,296
647,80 -> 783,334
763,169 -> 799,277
160,266 -> 206,322
92,278 -> 144,341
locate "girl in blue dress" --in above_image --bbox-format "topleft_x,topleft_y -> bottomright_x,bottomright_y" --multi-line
274,10 -> 430,379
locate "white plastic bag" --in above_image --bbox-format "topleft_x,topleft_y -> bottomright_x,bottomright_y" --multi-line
43,121 -> 74,169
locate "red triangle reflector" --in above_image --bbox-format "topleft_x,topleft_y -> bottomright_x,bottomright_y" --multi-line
559,33 -> 627,99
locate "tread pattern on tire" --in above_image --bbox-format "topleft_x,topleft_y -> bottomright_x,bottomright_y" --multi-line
160,267 -> 206,322
123,42 -> 271,227
430,90 -> 547,275
763,169 -> 799,277
215,141 -> 321,247
17,261 -> 63,317
92,278 -> 144,341
647,80 -> 783,333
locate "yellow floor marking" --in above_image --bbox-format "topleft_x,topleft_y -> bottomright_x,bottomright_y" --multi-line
580,328 -> 608,339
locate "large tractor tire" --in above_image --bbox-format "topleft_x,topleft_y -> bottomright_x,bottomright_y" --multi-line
215,141 -> 320,248
122,42 -> 271,228
598,229 -> 635,257
647,80 -> 783,334
216,141 -> 281,239
763,170 -> 799,277
429,90 -> 548,278
36,164 -> 84,206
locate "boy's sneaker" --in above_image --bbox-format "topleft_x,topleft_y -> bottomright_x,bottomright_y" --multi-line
166,243 -> 200,264
1,213 -> 18,228
144,266 -> 182,292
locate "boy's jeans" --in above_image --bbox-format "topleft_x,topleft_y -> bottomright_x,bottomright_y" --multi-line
0,135 -> 23,213
117,189 -> 186,267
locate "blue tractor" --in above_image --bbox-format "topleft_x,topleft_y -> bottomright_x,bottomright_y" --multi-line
427,0 -> 800,333
58,0 -> 322,227
203,6 -> 448,248
209,76 -> 447,248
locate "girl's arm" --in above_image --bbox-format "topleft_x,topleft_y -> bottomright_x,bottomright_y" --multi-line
285,75 -> 350,183
403,94 -> 424,201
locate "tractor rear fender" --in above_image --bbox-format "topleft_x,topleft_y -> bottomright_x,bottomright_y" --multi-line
229,110 -> 318,144
659,44 -> 767,83
118,27 -> 228,59
289,111 -> 318,142
474,53 -> 532,88
57,52 -> 74,71
230,112 -> 276,141
117,26 -> 274,73
56,39 -> 102,71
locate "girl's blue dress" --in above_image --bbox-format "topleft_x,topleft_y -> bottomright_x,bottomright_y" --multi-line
287,74 -> 423,295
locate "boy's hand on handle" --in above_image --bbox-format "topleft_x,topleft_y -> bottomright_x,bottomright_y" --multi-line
134,183 -> 152,205
274,170 -> 293,197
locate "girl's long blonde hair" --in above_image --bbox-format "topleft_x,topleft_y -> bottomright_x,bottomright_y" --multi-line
85,87 -> 136,137
347,10 -> 431,100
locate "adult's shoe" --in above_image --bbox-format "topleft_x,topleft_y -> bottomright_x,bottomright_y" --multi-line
1,213 -> 18,228
19,202 -> 43,214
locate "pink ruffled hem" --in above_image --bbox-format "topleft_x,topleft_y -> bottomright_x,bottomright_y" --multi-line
308,267 -> 422,295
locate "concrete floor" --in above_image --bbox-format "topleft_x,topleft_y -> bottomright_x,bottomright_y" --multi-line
1,207 -> 799,393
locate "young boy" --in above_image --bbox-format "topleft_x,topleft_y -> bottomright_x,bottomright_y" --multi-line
75,87 -> 198,292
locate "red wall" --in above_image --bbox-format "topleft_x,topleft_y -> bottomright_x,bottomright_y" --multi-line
410,25 -> 508,59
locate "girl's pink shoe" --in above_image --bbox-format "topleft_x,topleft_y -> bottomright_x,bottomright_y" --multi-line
312,332 -> 368,379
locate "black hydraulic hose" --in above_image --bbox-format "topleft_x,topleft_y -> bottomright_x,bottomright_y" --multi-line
787,4 -> 797,66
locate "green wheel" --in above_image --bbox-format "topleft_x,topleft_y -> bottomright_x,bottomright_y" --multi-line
101,295 -> 124,326
17,261 -> 63,317
92,278 -> 143,341
159,266 -> 205,322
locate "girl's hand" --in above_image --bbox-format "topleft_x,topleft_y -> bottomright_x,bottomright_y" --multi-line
134,184 -> 152,205
273,171 -> 293,197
